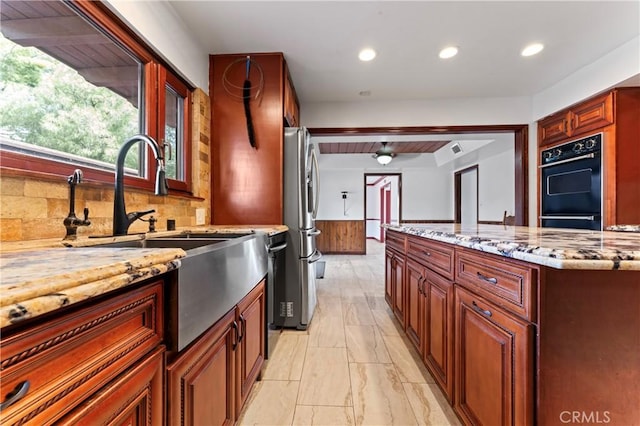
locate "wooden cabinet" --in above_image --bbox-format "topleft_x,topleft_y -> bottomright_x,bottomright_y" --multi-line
456,247 -> 536,321
58,346 -> 165,425
283,65 -> 299,127
384,247 -> 394,306
384,248 -> 406,327
454,286 -> 534,426
538,91 -> 613,146
0,280 -> 164,425
210,53 -> 297,225
235,280 -> 265,413
538,88 -> 640,226
167,309 -> 236,426
422,271 -> 454,403
167,279 -> 265,425
405,258 -> 426,351
392,253 -> 406,328
384,230 -> 406,321
402,235 -> 455,402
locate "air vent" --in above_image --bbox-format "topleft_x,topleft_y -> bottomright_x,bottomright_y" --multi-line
451,143 -> 463,154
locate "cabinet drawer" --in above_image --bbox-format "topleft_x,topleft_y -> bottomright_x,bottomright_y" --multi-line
407,236 -> 455,280
386,230 -> 406,253
455,249 -> 536,321
0,281 -> 163,425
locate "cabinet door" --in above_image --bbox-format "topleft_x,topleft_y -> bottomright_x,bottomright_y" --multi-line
454,286 -> 534,426
384,249 -> 394,307
423,272 -> 454,403
539,112 -> 571,146
58,347 -> 165,426
570,91 -> 613,137
236,279 -> 266,413
392,254 -> 406,328
167,309 -> 237,426
405,259 -> 425,352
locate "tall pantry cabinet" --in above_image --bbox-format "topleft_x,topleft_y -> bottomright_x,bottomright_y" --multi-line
209,53 -> 300,225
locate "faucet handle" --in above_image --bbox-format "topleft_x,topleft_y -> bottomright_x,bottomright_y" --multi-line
127,209 -> 156,224
83,207 -> 90,221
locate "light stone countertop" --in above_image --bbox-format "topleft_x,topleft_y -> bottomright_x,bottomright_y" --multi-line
387,224 -> 640,271
0,225 -> 287,328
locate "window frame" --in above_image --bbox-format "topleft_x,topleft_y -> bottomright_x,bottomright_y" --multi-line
0,0 -> 193,195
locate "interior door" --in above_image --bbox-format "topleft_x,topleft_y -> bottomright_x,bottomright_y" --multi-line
455,165 -> 479,225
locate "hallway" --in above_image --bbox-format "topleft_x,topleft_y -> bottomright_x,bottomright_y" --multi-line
237,240 -> 460,425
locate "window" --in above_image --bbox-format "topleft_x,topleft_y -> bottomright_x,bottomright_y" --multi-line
0,0 -> 192,193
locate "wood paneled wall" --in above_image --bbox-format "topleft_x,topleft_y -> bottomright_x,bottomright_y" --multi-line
315,220 -> 365,254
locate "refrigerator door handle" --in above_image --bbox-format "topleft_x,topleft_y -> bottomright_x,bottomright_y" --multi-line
311,147 -> 320,219
308,250 -> 323,263
309,229 -> 321,236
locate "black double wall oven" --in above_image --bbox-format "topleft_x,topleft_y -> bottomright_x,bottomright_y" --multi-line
540,133 -> 602,230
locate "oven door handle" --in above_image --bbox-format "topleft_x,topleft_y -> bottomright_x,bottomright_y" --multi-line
539,215 -> 596,221
539,152 -> 596,169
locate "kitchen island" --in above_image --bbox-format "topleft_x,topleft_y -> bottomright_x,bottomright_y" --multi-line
384,224 -> 639,426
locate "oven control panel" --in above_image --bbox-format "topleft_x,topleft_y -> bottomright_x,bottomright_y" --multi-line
541,133 -> 601,165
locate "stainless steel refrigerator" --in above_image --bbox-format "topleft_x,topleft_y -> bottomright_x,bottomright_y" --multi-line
275,127 -> 322,329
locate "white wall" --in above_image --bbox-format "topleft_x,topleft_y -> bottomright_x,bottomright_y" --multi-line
476,149 -> 515,221
104,1 -> 209,91
316,169 -> 365,220
402,168 -> 453,220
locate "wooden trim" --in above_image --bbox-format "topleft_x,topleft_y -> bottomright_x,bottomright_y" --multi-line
308,125 -> 528,136
315,220 -> 365,254
454,165 -> 479,224
400,220 -> 455,224
311,125 -> 529,226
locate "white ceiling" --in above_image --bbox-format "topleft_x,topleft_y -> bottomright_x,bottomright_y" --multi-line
169,1 -> 640,104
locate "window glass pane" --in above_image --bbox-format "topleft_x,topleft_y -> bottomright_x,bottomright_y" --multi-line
164,85 -> 184,180
0,1 -> 143,175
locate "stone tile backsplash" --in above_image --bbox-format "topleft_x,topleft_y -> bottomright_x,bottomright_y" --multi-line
0,89 -> 211,242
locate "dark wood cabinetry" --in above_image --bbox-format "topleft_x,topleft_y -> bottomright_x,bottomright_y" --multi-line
537,87 -> 640,226
538,91 -> 614,146
166,279 -> 265,425
209,53 -> 298,225
405,258 -> 425,351
384,230 -> 406,327
235,280 -> 266,413
454,286 -> 534,426
167,309 -> 236,426
389,230 -> 639,426
0,280 -> 165,425
422,270 -> 454,403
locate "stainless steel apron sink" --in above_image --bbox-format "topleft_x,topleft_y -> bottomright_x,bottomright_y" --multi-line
90,232 -> 268,352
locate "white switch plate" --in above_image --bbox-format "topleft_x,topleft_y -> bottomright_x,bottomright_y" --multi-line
195,208 -> 206,225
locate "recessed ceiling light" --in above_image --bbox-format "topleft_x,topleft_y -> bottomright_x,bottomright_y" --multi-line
521,43 -> 544,57
359,90 -> 371,97
439,46 -> 458,59
358,48 -> 376,61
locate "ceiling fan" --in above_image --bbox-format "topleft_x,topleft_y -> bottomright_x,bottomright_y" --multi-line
372,142 -> 396,165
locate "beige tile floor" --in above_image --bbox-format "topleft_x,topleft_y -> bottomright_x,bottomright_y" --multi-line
237,240 -> 461,426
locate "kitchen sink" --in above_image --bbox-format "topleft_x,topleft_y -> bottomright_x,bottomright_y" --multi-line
88,232 -> 268,352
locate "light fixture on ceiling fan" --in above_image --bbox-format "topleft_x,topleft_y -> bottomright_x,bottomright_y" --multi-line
373,142 -> 395,165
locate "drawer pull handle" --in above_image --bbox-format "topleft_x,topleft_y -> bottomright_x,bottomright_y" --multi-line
423,251 -> 431,257
0,380 -> 30,411
477,272 -> 498,284
231,321 -> 239,350
472,301 -> 492,317
239,314 -> 246,343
